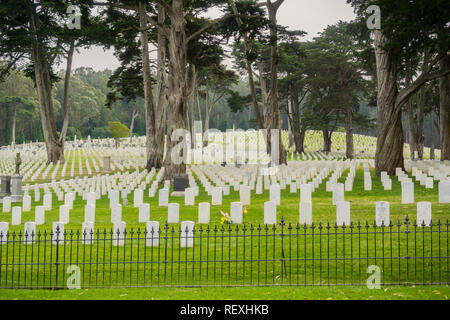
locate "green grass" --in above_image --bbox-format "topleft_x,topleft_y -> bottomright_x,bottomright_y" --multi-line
5,166 -> 449,231
0,164 -> 449,297
0,285 -> 449,300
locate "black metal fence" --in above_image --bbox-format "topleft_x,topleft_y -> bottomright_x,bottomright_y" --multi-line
0,217 -> 448,289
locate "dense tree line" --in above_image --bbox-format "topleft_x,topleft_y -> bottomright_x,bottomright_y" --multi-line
0,0 -> 448,179
0,66 -> 256,146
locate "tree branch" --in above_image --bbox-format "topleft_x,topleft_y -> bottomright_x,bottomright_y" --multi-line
93,2 -> 138,11
186,14 -> 262,44
395,54 -> 450,110
154,0 -> 174,17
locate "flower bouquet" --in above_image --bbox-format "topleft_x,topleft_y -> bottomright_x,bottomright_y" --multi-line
219,210 -> 232,224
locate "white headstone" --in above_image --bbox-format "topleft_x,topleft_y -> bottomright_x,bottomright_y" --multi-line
264,201 -> 277,225
109,190 -> 119,208
425,177 -> 433,189
439,181 -> 450,203
256,183 -> 263,195
84,204 -> 95,223
139,203 -> 150,223
417,202 -> 432,227
375,201 -> 390,226
111,204 -> 122,223
113,221 -> 126,246
65,192 -> 74,210
180,221 -> 195,248
35,206 -> 45,225
239,185 -> 251,205
59,205 -> 70,224
168,203 -> 179,223
332,183 -> 344,205
290,183 -> 297,194
43,193 -> 52,211
269,185 -> 281,206
133,189 -> 143,208
300,184 -> 312,203
184,187 -> 195,206
1,195 -> 12,213
0,222 -> 8,242
146,221 -> 159,246
86,192 -> 96,208
11,206 -> 21,225
158,189 -> 169,207
364,178 -> 372,191
336,201 -> 350,227
230,202 -> 243,224
198,202 -> 210,224
401,181 -> 414,204
82,221 -> 94,244
299,202 -> 312,225
34,189 -> 40,202
22,194 -> 31,212
211,187 -> 222,205
24,222 -> 36,244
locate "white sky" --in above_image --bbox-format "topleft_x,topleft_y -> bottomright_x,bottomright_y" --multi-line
68,0 -> 356,71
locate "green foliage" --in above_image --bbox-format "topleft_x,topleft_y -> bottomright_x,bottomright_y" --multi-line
66,127 -> 83,141
227,90 -> 252,113
347,0 -> 450,67
108,121 -> 130,141
92,126 -> 112,139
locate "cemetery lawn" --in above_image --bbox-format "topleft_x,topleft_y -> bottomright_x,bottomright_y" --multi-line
0,166 -> 449,291
0,285 -> 449,300
3,167 -> 450,231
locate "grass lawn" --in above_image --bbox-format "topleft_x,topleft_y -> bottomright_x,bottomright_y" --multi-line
0,163 -> 449,297
0,285 -> 449,300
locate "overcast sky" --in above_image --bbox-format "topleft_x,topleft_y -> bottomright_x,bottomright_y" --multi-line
68,0 -> 356,71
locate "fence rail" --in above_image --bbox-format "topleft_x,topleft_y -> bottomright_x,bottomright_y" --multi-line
0,217 -> 448,289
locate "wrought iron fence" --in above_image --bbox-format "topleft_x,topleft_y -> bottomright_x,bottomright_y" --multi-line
0,216 -> 448,288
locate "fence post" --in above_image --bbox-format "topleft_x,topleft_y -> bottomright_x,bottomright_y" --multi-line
164,221 -> 168,287
280,217 -> 287,280
54,225 -> 60,289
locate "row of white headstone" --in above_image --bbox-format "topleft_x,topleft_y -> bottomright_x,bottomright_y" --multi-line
0,220 -> 196,248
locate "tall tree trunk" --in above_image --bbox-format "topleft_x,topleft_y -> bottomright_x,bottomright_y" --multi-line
204,81 -> 211,132
440,54 -> 450,161
415,50 -> 430,160
203,81 -> 211,147
189,65 -> 196,149
139,2 -> 160,170
374,30 -> 404,175
152,3 -> 167,169
416,86 -> 426,160
229,0 -> 264,129
163,0 -> 188,180
267,0 -> 287,165
406,98 -> 416,159
257,62 -> 271,154
288,92 -> 305,154
59,41 -> 74,149
405,60 -> 417,160
287,97 -> 294,148
345,104 -> 354,159
29,3 -> 63,164
129,103 -> 137,142
430,109 -> 435,160
323,128 -> 332,153
11,104 -> 16,148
